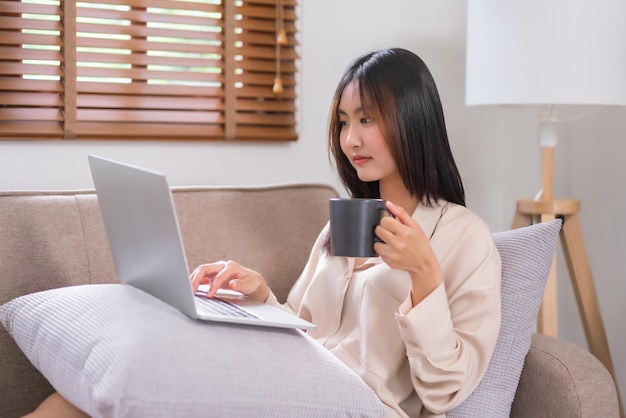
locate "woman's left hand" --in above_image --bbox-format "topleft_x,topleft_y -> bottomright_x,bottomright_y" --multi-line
374,201 -> 442,305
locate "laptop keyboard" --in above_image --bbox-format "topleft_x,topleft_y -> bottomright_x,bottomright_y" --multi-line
194,294 -> 258,319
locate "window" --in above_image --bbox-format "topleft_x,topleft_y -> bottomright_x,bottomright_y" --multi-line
0,0 -> 298,141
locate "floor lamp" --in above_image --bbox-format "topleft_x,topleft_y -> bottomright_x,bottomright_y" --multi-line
465,1 -> 626,416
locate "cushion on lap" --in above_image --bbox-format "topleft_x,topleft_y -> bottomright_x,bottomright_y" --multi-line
0,283 -> 386,418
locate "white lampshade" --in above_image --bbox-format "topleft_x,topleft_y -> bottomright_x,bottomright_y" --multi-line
466,0 -> 626,107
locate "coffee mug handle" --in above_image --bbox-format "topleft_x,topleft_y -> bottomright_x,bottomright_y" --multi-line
377,202 -> 395,219
373,202 -> 395,245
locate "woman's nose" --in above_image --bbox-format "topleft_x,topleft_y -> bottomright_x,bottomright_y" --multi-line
344,125 -> 361,147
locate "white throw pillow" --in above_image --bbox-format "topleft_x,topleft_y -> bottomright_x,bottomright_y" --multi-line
448,219 -> 562,417
0,283 -> 386,418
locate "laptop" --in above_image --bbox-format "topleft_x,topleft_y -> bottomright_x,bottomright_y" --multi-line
88,155 -> 315,330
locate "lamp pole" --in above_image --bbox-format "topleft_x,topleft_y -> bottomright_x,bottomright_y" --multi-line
510,108 -> 621,415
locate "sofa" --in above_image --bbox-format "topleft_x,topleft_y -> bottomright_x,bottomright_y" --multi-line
0,183 -> 620,417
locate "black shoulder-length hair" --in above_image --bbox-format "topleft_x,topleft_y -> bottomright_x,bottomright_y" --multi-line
328,48 -> 465,207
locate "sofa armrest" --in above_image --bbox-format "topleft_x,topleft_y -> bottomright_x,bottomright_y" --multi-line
511,333 -> 619,418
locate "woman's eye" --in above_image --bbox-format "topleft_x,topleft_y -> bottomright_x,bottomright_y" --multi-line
361,117 -> 372,124
339,120 -> 347,128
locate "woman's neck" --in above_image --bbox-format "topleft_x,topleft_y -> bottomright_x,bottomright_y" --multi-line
379,181 -> 418,215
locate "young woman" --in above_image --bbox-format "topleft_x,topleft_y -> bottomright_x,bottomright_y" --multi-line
27,48 -> 501,418
191,48 -> 502,417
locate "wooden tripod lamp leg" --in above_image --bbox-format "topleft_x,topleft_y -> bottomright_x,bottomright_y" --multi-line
512,200 -> 561,337
512,203 -> 623,416
560,213 -> 613,371
535,142 -> 559,336
560,213 -> 623,417
511,131 -> 622,415
538,213 -> 558,337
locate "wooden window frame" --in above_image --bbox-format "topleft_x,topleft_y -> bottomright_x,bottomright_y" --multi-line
0,0 -> 298,141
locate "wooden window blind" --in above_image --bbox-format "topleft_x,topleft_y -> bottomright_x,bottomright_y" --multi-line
0,0 -> 298,141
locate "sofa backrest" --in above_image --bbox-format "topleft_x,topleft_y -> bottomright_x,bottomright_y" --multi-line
0,183 -> 338,417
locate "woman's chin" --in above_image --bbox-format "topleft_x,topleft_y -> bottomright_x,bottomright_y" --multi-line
357,175 -> 378,183
353,169 -> 376,183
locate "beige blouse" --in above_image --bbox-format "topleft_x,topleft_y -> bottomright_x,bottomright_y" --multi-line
265,200 -> 502,417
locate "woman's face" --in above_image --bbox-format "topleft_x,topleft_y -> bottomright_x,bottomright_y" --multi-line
339,81 -> 400,186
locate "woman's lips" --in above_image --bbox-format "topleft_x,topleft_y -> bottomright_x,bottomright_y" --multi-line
353,155 -> 371,165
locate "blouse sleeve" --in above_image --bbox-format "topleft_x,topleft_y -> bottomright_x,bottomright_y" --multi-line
394,210 -> 502,414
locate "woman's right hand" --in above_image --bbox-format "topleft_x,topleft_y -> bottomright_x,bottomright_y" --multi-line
190,260 -> 270,302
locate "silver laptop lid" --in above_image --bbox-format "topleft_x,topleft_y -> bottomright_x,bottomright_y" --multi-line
88,154 -> 198,319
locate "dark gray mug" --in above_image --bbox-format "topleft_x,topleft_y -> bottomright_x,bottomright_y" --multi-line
329,198 -> 391,257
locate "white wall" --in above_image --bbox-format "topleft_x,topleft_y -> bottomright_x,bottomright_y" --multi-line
1,0 -> 624,405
